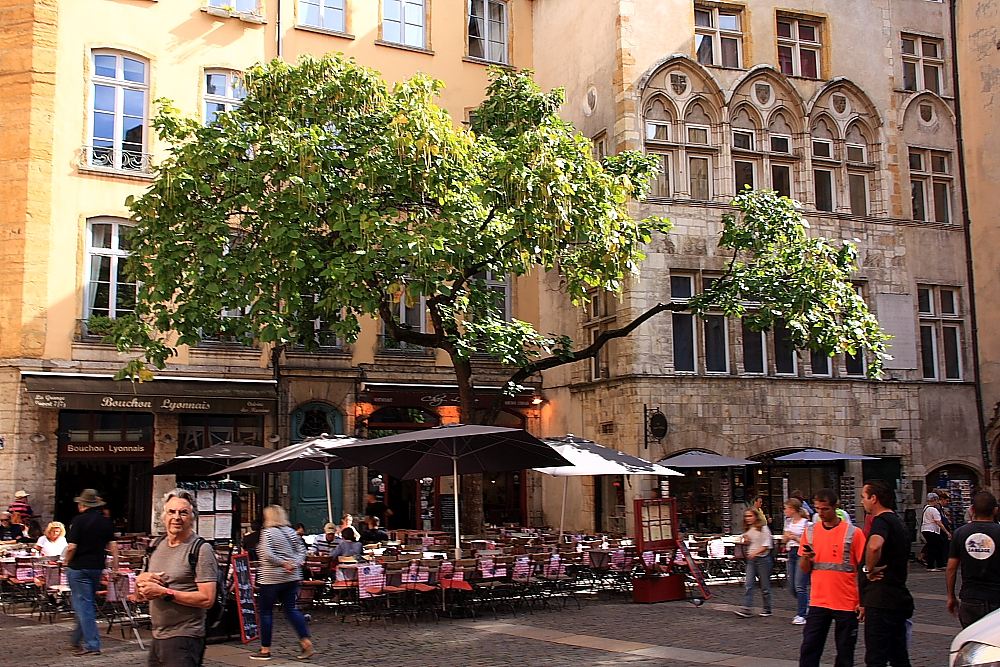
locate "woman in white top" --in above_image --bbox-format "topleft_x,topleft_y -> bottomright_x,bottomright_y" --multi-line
34,521 -> 66,558
736,509 -> 773,618
782,499 -> 811,625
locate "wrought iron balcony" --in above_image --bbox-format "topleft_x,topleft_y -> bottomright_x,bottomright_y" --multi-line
81,145 -> 153,174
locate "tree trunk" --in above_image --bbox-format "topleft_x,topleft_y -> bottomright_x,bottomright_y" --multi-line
453,355 -> 485,536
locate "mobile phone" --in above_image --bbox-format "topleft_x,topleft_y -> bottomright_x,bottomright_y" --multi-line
802,544 -> 814,554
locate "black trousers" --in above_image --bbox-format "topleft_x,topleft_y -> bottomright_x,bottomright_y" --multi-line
959,599 -> 1000,628
148,636 -> 205,667
799,606 -> 859,667
921,531 -> 947,569
864,607 -> 911,667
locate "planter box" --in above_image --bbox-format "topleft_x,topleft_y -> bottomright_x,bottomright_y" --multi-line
239,12 -> 266,24
204,6 -> 232,18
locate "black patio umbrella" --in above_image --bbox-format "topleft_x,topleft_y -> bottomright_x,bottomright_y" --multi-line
331,424 -> 573,558
149,443 -> 273,477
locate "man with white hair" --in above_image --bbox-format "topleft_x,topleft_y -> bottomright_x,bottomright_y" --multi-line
921,492 -> 951,571
136,489 -> 219,667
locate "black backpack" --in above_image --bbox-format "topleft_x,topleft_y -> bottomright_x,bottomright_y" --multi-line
145,536 -> 230,629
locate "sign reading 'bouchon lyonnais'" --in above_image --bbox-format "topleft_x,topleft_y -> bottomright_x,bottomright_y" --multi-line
60,441 -> 154,458
29,393 -> 272,414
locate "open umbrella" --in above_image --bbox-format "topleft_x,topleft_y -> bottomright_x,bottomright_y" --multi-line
534,435 -> 682,541
149,443 -> 273,477
215,435 -> 359,523
331,424 -> 572,559
773,449 -> 878,461
657,450 -> 756,468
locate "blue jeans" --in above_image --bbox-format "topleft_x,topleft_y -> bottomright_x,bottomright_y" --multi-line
67,568 -> 104,652
742,554 -> 772,612
258,581 -> 309,648
787,551 -> 811,617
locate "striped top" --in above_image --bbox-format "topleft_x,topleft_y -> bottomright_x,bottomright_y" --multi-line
258,526 -> 307,585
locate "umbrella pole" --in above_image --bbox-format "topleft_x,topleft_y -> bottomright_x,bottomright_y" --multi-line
559,476 -> 568,545
324,462 -> 333,525
452,457 -> 461,562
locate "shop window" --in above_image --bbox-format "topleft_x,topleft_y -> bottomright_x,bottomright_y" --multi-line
694,6 -> 743,68
299,0 -> 346,33
85,218 -> 137,322
777,16 -> 822,78
59,410 -> 155,444
88,50 -> 150,173
901,34 -> 944,94
204,69 -> 246,125
383,0 -> 426,48
178,414 -> 264,453
742,321 -> 766,374
468,0 -> 508,63
673,313 -> 696,372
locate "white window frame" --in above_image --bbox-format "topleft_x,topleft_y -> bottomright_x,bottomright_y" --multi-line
649,152 -> 671,198
383,0 -> 426,48
920,323 -> 939,380
773,326 -> 798,376
942,324 -> 963,380
88,50 -> 149,172
694,6 -> 743,68
733,159 -> 756,193
688,155 -> 712,200
901,34 -> 944,94
204,69 -> 245,125
670,275 -> 694,303
84,218 -> 136,322
848,172 -> 868,216
741,325 -> 768,375
732,129 -> 754,150
770,135 -> 791,154
844,350 -> 867,377
777,16 -> 822,79
812,139 -> 833,159
703,314 -> 730,374
298,0 -> 346,33
210,0 -> 258,11
474,270 -> 512,321
672,312 -> 698,374
687,124 -> 710,145
810,350 -> 832,377
814,168 -> 836,212
381,291 -> 428,351
301,294 -> 345,349
770,162 -> 792,198
846,143 -> 866,163
908,148 -> 953,222
468,0 -> 508,64
646,120 -> 671,142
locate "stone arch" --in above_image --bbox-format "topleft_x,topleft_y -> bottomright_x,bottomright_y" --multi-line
730,104 -> 762,130
729,65 -> 808,119
636,54 -> 727,110
845,120 -> 872,146
808,78 -> 882,131
810,114 -> 840,140
900,92 -> 956,149
767,108 -> 798,135
643,94 -> 676,122
684,97 -> 718,125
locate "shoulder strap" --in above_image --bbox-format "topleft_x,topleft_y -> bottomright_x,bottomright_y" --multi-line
188,536 -> 208,572
143,535 -> 167,573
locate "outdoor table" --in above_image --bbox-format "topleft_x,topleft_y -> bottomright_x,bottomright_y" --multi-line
588,550 -> 612,569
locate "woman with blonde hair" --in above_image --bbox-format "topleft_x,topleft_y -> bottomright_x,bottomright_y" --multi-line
782,498 -> 811,625
251,505 -> 314,661
35,521 -> 67,558
735,508 -> 773,618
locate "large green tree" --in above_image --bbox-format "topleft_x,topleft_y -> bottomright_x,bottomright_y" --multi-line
110,55 -> 888,529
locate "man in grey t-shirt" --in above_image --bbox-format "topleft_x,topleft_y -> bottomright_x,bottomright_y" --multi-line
136,490 -> 219,667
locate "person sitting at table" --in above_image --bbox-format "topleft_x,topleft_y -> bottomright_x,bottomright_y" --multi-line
8,490 -> 34,523
310,523 -> 340,555
35,521 -> 67,558
336,513 -> 353,537
330,526 -> 364,563
0,512 -> 23,543
360,516 -> 389,544
17,519 -> 42,544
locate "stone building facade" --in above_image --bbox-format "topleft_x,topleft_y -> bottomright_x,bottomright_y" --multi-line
532,0 -> 983,534
0,0 -> 541,534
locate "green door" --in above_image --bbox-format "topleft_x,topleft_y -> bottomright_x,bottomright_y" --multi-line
289,403 -> 343,532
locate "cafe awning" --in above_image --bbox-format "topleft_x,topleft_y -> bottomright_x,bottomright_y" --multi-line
22,371 -> 277,414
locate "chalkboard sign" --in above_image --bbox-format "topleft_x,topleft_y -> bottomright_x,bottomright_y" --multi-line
439,494 -> 462,532
678,541 -> 713,600
230,553 -> 259,643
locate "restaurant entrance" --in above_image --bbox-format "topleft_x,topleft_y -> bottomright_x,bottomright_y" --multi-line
55,410 -> 154,533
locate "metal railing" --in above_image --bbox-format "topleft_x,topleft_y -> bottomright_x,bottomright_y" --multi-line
377,334 -> 429,355
81,145 -> 153,174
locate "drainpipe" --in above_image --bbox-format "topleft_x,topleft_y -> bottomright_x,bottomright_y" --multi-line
949,0 -> 992,481
276,0 -> 283,61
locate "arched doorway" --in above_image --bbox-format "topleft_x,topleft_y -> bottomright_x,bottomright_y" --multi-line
749,450 -> 841,532
289,402 -> 344,532
926,463 -> 978,528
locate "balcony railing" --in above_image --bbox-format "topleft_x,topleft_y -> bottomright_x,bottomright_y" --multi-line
377,334 -> 430,355
81,145 -> 153,174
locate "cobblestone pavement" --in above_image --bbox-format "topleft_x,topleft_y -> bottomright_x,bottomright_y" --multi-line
0,568 -> 960,666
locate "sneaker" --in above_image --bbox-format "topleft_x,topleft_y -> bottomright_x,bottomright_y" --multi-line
734,609 -> 753,618
759,610 -> 773,617
249,651 -> 272,661
792,615 -> 807,625
296,645 -> 317,661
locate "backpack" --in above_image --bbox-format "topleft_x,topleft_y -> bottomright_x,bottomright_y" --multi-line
145,535 -> 230,629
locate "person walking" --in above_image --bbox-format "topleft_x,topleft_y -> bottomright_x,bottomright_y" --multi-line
947,491 -> 1000,627
783,498 -> 811,625
735,509 -> 773,618
859,479 -> 914,667
251,505 -> 314,661
63,489 -> 119,656
798,488 -> 866,667
135,489 -> 219,667
921,493 -> 951,571
792,489 -> 813,516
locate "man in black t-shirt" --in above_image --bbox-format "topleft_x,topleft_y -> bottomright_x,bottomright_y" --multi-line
859,479 -> 914,667
947,491 -> 1000,627
64,489 -> 119,656
364,493 -> 392,529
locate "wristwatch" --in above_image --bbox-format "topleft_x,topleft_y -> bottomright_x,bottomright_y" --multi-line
163,588 -> 175,602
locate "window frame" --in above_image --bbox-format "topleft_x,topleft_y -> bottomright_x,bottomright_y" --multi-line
901,33 -> 945,95
298,0 -> 347,33
810,350 -> 832,377
908,148 -> 953,222
672,312 -> 698,373
703,314 -> 730,374
382,0 -> 427,49
84,218 -> 137,323
88,50 -> 150,173
814,168 -> 835,212
203,68 -> 246,125
741,322 -> 767,375
688,155 -> 713,200
773,322 -> 798,376
467,0 -> 509,64
917,285 -> 964,381
695,6 -> 744,69
776,16 -> 823,79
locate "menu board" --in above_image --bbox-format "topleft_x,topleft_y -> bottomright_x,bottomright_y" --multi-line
231,554 -> 259,643
440,494 -> 462,533
634,498 -> 679,552
679,541 -> 713,600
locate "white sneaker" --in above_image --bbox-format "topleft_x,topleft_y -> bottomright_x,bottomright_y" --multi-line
792,615 -> 807,625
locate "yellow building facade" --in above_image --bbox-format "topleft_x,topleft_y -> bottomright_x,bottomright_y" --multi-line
0,0 -> 539,533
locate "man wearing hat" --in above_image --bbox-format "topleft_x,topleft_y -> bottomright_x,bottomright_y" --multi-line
63,489 -> 119,656
310,522 -> 341,555
8,490 -> 34,523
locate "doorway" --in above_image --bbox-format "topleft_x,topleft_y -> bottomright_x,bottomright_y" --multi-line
289,402 -> 344,532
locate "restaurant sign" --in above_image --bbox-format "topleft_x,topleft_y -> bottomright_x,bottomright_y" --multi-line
367,390 -> 536,408
29,393 -> 273,415
58,441 -> 154,459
